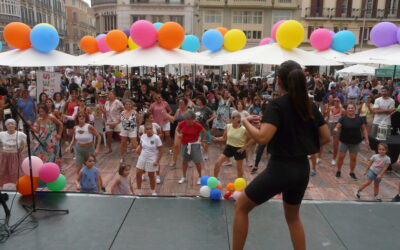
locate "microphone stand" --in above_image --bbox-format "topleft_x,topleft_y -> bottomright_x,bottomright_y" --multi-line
0,94 -> 68,236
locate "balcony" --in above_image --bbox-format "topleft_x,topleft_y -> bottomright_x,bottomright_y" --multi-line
304,7 -> 391,20
304,7 -> 332,19
129,0 -> 184,4
91,0 -> 117,6
199,0 -> 274,7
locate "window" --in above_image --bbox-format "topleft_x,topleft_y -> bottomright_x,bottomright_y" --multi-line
204,10 -> 222,24
366,0 -> 374,16
65,43 -> 70,53
131,15 -> 145,23
243,30 -> 261,39
233,11 -> 263,24
272,11 -> 291,24
73,12 -> 77,23
73,29 -> 78,40
341,0 -> 348,15
390,0 -> 398,15
170,15 -> 183,26
359,27 -> 372,42
152,16 -> 164,22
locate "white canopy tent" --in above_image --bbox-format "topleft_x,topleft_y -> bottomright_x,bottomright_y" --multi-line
214,43 -> 342,66
337,44 -> 400,65
335,64 -> 376,80
0,48 -> 90,67
311,49 -> 347,61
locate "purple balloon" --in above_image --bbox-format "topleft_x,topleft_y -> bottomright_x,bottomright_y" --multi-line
329,31 -> 335,37
370,22 -> 398,47
397,28 -> 400,44
123,29 -> 130,38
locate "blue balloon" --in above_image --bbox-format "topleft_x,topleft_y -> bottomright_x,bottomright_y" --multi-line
182,35 -> 200,52
210,188 -> 222,200
331,30 -> 355,53
153,22 -> 163,31
122,29 -> 130,38
0,41 -> 2,52
269,40 -> 275,44
202,29 -> 223,52
30,24 -> 59,53
200,176 -> 209,186
96,34 -> 106,40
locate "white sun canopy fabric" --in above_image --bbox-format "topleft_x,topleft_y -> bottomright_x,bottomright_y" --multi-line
214,43 -> 342,66
311,49 -> 347,61
0,48 -> 90,67
337,44 -> 400,65
335,64 -> 376,78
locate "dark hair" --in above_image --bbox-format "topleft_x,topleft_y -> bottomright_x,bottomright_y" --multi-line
378,143 -> 388,151
118,163 -> 131,175
53,92 -> 63,100
85,154 -> 96,163
39,92 -> 48,103
277,60 -> 312,121
37,104 -> 49,114
197,95 -> 207,106
142,112 -> 152,124
382,86 -> 390,91
75,111 -> 90,125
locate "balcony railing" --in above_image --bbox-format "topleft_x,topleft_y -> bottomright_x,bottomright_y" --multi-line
129,0 -> 184,4
91,0 -> 117,6
304,7 -> 395,19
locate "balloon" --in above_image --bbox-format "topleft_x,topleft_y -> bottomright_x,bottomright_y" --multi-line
370,22 -> 398,47
210,188 -> 222,200
95,82 -> 101,88
153,22 -> 164,31
226,183 -> 235,192
39,162 -> 60,183
80,36 -> 98,54
259,37 -> 274,46
232,190 -> 242,201
331,30 -> 355,53
224,191 -> 233,199
276,20 -> 304,49
224,29 -> 247,52
9,45 -> 15,50
271,20 -> 286,42
207,177 -> 219,189
397,29 -> 400,44
157,22 -> 185,50
310,28 -> 333,51
202,29 -> 223,52
106,30 -> 128,52
38,179 -> 46,188
200,176 -> 209,186
17,176 -> 39,195
181,35 -> 200,52
329,31 -> 335,37
216,27 -> 228,36
35,23 -> 56,30
234,178 -> 247,191
122,28 -> 130,38
96,34 -> 105,40
0,41 -> 2,52
216,184 -> 222,190
97,35 -> 111,53
96,75 -> 103,82
22,156 -> 43,177
199,185 -> 211,197
30,24 -> 59,52
46,174 -> 66,191
130,20 -> 157,48
128,37 -> 140,50
3,22 -> 31,50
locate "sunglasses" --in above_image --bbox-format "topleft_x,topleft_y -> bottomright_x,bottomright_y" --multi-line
79,99 -> 85,102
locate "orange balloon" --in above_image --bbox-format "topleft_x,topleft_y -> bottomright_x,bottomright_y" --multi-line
17,176 -> 39,196
217,184 -> 222,190
216,27 -> 228,36
4,22 -> 31,49
80,36 -> 98,54
106,30 -> 128,52
157,22 -> 185,50
226,183 -> 235,192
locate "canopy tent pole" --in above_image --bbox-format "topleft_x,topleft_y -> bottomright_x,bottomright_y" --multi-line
155,65 -> 158,82
393,65 -> 397,81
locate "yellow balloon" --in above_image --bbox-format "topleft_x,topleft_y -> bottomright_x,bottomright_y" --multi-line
224,29 -> 247,52
234,178 -> 247,191
128,37 -> 140,50
35,23 -> 56,30
276,20 -> 304,49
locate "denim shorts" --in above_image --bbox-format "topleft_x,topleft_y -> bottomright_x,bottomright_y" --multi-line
367,169 -> 381,182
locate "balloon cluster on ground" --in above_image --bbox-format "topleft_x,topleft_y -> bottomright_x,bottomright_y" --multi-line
309,28 -> 355,53
370,22 -> 400,48
17,156 -> 66,195
199,176 -> 247,201
3,22 -> 59,53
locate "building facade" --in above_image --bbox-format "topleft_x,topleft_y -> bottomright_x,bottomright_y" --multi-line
91,0 -> 196,35
65,0 -> 96,55
0,0 -> 67,51
301,0 -> 400,51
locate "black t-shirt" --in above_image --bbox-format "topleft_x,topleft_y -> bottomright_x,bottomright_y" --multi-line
262,95 -> 325,157
194,106 -> 214,130
338,115 -> 365,144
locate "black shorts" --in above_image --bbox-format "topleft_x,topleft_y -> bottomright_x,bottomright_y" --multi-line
245,155 -> 310,205
65,120 -> 75,129
223,144 -> 246,161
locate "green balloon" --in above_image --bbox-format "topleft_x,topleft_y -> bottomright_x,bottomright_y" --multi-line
38,179 -> 46,186
207,177 -> 218,189
46,174 -> 66,191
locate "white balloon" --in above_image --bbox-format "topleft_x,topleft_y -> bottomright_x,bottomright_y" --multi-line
232,191 -> 242,201
199,186 -> 211,198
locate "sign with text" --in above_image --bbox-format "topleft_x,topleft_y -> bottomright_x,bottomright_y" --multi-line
36,71 -> 61,101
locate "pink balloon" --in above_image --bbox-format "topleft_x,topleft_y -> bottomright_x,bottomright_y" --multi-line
39,162 -> 60,183
22,156 -> 43,177
232,191 -> 242,201
310,28 -> 333,51
130,20 -> 157,48
259,37 -> 274,46
271,20 -> 286,42
97,36 -> 110,53
397,92 -> 400,103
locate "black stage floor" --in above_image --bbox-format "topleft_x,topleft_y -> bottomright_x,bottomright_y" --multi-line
0,192 -> 399,250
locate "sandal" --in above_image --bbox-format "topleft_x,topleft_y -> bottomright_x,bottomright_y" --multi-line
250,167 -> 258,174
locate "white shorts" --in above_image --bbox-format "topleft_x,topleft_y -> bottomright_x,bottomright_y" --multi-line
120,128 -> 137,138
136,159 -> 158,172
160,122 -> 170,132
106,123 -> 122,132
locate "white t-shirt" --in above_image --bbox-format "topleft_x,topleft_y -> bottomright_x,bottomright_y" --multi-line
373,97 -> 395,125
369,154 -> 391,175
139,123 -> 160,135
0,131 -> 27,152
105,100 -> 124,123
138,134 -> 162,162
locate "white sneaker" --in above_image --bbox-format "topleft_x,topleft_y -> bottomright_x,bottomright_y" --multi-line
204,155 -> 208,161
197,178 -> 201,185
331,159 -> 336,166
178,177 -> 186,184
156,176 -> 161,184
137,189 -> 142,196
316,158 -> 321,164
374,195 -> 382,202
223,161 -> 233,166
142,175 -> 145,181
152,192 -> 157,196
169,149 -> 173,155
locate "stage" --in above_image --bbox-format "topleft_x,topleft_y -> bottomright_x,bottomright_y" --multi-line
1,192 -> 399,250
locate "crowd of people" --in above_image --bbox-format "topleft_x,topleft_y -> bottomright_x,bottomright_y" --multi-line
0,66 -> 399,202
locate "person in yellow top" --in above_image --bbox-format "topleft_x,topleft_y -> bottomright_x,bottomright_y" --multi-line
212,111 -> 254,178
358,94 -> 374,133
